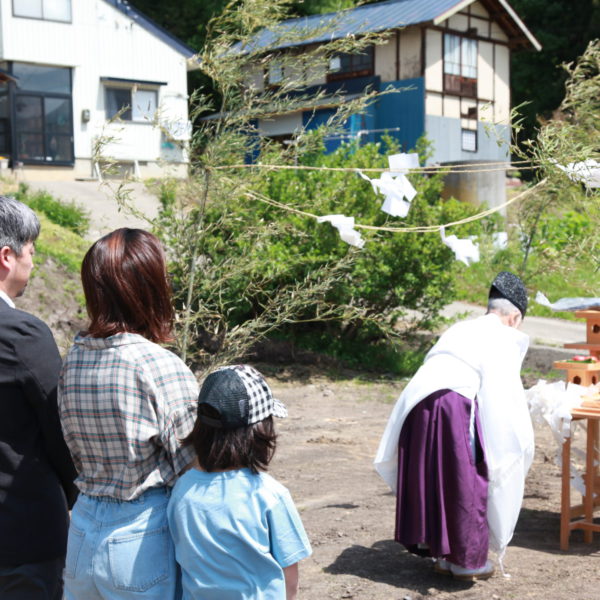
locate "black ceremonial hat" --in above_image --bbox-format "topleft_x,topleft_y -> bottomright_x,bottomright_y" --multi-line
489,271 -> 528,317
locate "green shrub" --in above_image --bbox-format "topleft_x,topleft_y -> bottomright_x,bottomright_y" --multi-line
537,210 -> 594,253
17,184 -> 89,236
159,136 -> 499,371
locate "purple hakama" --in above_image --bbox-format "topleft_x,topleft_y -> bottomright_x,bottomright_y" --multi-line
395,389 -> 489,569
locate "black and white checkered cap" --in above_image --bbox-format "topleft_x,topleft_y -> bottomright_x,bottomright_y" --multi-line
197,365 -> 287,429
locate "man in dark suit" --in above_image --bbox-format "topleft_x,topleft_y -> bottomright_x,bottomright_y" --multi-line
0,195 -> 78,599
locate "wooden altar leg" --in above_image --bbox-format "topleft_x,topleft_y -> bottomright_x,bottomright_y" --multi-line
561,430 -> 572,550
584,418 -> 597,543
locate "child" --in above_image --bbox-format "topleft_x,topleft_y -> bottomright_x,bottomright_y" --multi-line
167,365 -> 312,599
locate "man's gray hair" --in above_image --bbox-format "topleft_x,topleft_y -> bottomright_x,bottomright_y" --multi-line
487,297 -> 521,317
0,195 -> 40,255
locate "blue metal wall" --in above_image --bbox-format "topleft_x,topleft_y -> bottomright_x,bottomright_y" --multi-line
301,76 -> 425,153
374,76 -> 425,152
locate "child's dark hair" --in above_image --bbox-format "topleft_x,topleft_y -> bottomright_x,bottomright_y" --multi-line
183,404 -> 277,474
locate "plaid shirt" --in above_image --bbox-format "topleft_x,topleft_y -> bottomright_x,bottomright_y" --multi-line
58,333 -> 198,500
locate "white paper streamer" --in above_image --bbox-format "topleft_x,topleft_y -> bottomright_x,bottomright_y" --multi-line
387,152 -> 420,176
317,214 -> 365,248
556,159 -> 600,189
356,153 -> 421,219
492,231 -> 508,250
526,379 -> 592,496
440,227 -> 480,266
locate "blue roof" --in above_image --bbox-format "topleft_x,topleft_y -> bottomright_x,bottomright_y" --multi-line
104,0 -> 197,58
237,0 -> 461,52
235,0 -> 539,53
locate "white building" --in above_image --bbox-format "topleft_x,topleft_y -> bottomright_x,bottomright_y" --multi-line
0,0 -> 197,180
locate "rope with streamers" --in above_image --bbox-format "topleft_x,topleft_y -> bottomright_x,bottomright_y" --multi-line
241,178 -> 547,234
210,160 -> 541,175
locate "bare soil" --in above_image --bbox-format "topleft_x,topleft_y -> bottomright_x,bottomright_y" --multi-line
266,366 -> 600,600
17,261 -> 600,599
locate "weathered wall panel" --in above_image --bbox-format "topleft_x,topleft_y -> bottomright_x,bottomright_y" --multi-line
259,112 -> 303,136
494,44 -> 510,122
399,28 -> 421,79
375,33 -> 397,81
424,29 -> 443,92
426,115 -> 509,164
426,93 -> 443,116
443,95 -> 461,119
470,2 -> 489,18
448,14 -> 469,31
491,22 -> 509,42
478,41 -> 494,101
470,17 -> 489,36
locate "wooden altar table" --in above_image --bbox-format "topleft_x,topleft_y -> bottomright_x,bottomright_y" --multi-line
561,404 -> 600,550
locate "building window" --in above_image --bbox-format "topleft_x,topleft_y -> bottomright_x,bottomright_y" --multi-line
13,0 -> 72,22
461,129 -> 477,152
105,87 -> 158,123
266,60 -> 284,86
444,34 -> 477,97
12,62 -> 73,164
328,46 -> 374,81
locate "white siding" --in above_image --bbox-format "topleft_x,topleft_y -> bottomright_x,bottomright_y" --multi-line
0,0 -> 190,175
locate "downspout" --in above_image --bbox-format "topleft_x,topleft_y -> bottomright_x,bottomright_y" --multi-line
8,76 -> 17,169
395,30 -> 400,80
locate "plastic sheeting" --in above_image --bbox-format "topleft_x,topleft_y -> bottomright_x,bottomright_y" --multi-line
535,291 -> 600,312
526,380 -> 593,495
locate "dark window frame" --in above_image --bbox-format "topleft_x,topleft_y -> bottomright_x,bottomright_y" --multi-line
327,46 -> 374,82
443,33 -> 478,98
12,0 -> 72,24
15,92 -> 74,164
461,128 -> 478,152
8,62 -> 74,166
104,85 -> 159,123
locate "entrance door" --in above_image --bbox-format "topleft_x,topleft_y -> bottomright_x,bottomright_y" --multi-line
11,62 -> 74,166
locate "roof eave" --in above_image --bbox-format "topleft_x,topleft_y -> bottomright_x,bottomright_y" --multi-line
433,0 -> 541,51
104,0 -> 198,58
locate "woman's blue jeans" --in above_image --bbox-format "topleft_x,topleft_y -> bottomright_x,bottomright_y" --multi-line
64,487 -> 179,600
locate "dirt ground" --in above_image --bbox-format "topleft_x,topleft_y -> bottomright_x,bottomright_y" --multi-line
264,367 -> 600,600
18,259 -> 600,599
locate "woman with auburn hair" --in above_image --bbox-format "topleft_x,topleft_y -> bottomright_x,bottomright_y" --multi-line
58,228 -> 198,600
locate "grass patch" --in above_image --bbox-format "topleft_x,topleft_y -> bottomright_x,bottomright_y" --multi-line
17,184 -> 90,236
35,213 -> 89,273
454,249 -> 595,321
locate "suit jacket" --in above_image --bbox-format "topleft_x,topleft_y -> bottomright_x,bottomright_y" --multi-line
0,296 -> 78,566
